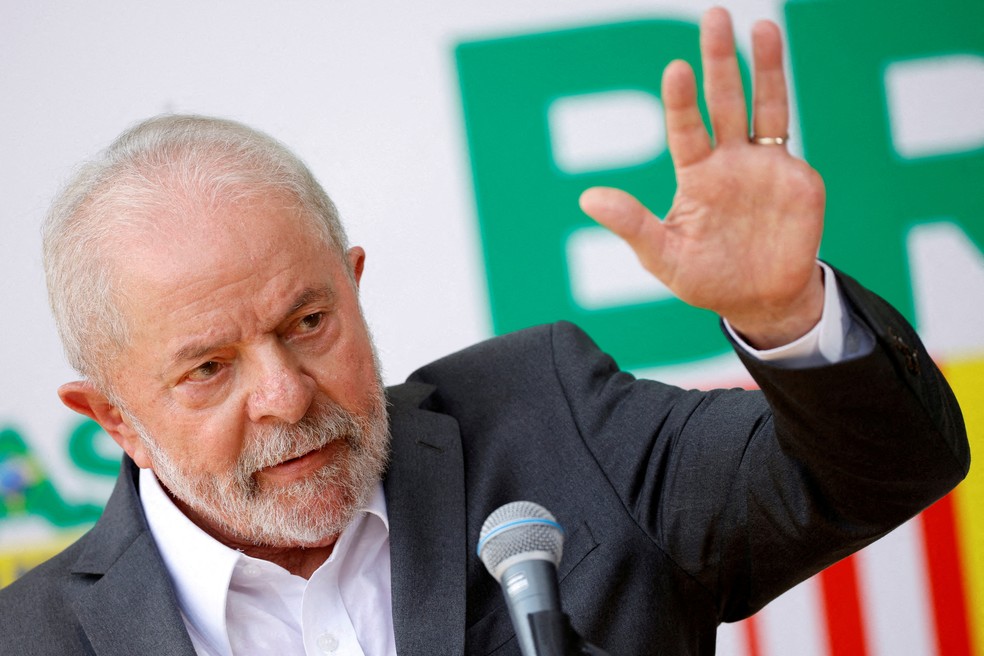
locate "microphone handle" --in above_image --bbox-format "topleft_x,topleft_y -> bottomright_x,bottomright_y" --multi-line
499,559 -> 562,656
529,611 -> 613,656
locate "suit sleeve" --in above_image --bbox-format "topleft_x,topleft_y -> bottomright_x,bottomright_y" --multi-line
549,268 -> 968,621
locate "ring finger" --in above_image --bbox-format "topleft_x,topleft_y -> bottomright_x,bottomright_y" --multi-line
750,19 -> 789,143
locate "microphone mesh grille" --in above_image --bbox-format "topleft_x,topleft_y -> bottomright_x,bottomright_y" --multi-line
478,501 -> 564,577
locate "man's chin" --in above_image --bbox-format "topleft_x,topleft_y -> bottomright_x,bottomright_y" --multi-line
221,470 -> 370,548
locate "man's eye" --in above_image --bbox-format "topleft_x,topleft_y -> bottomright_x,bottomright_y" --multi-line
297,312 -> 324,332
187,361 -> 221,382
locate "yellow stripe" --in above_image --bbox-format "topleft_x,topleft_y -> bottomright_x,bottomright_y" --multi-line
0,534 -> 84,589
943,355 -> 984,656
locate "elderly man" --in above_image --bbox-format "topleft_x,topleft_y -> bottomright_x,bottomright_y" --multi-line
0,8 -> 968,656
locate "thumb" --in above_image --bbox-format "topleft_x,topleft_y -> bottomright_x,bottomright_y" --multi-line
579,186 -> 665,269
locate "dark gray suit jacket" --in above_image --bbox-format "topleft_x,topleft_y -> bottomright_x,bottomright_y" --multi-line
0,272 -> 968,655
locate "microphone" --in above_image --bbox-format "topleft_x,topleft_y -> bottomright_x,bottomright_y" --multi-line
477,501 -> 565,656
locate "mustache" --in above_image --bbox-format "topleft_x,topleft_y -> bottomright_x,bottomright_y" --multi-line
235,398 -> 364,480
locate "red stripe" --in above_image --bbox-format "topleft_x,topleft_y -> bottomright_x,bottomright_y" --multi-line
741,615 -> 763,656
920,494 -> 973,656
819,555 -> 869,656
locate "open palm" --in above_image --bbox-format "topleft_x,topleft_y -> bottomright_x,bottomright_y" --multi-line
581,9 -> 826,348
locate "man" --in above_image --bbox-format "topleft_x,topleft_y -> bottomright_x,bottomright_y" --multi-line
0,8 -> 968,655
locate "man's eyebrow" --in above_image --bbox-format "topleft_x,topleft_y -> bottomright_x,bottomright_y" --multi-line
289,285 -> 335,314
171,339 -> 226,367
169,286 -> 336,367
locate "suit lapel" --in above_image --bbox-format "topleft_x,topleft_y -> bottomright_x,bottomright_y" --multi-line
70,460 -> 197,656
385,382 -> 467,656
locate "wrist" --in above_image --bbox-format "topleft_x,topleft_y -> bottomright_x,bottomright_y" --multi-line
725,265 -> 825,349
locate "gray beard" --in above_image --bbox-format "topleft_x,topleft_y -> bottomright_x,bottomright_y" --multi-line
131,388 -> 390,548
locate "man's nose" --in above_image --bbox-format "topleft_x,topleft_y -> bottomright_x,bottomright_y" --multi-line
247,348 -> 315,424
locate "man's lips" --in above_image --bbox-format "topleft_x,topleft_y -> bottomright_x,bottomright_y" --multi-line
255,441 -> 344,484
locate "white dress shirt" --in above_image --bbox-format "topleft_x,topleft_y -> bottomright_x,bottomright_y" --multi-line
140,262 -> 868,655
140,470 -> 394,656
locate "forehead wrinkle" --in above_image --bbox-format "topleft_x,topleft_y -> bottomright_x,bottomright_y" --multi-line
166,284 -> 336,368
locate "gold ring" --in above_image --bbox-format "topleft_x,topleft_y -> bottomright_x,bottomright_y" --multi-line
750,135 -> 788,146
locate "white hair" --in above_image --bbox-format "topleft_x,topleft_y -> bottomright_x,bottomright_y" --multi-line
42,114 -> 349,389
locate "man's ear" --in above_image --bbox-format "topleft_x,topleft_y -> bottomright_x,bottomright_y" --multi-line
58,381 -> 153,469
347,246 -> 366,287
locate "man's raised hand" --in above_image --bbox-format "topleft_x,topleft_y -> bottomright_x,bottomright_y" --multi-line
579,7 -> 826,349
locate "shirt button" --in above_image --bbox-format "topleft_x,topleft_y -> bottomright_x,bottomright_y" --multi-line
242,563 -> 261,577
316,632 -> 339,653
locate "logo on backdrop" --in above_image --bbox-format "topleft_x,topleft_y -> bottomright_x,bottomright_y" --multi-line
0,422 -> 119,585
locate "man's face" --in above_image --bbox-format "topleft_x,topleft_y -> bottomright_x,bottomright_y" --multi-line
102,194 -> 388,549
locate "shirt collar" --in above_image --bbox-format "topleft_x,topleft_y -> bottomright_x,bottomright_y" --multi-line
139,468 -> 390,656
360,479 -> 390,532
139,468 -> 238,656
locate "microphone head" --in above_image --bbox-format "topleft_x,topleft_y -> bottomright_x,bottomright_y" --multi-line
477,501 -> 564,581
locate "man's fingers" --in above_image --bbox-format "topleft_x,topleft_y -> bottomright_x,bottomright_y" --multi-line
663,60 -> 712,168
579,187 -> 666,272
700,7 -> 748,145
751,20 -> 789,143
